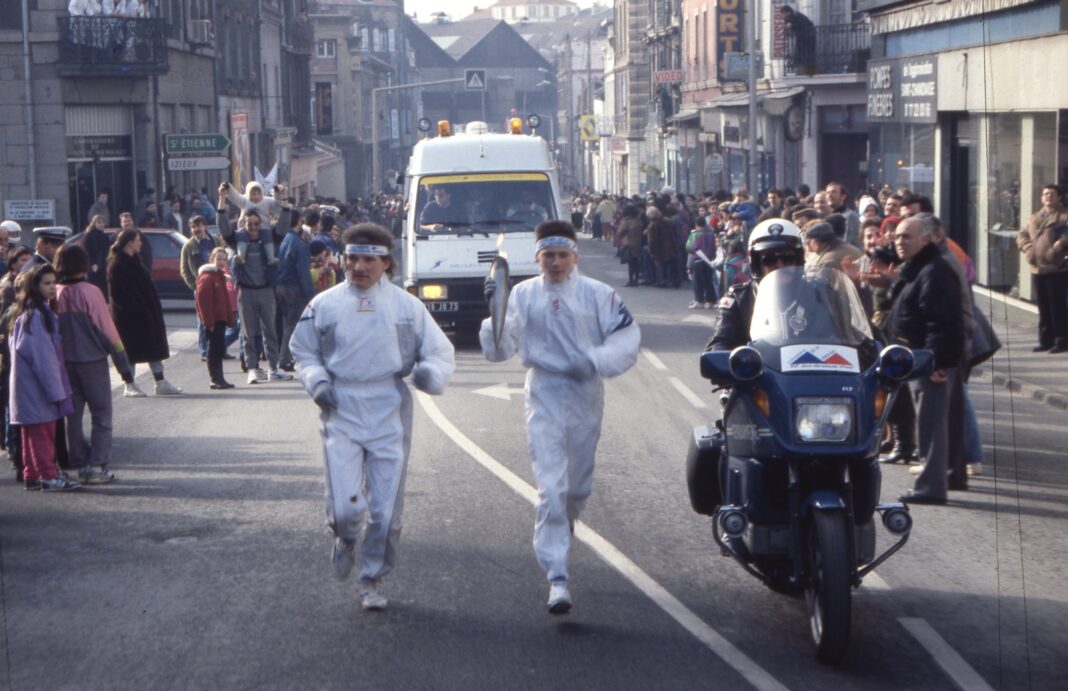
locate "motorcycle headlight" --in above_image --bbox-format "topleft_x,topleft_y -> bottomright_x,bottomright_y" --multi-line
795,397 -> 854,443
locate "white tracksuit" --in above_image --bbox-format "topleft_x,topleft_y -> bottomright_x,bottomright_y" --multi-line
480,268 -> 640,582
290,277 -> 455,582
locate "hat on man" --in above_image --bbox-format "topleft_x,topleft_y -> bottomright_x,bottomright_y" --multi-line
804,222 -> 837,244
32,226 -> 72,243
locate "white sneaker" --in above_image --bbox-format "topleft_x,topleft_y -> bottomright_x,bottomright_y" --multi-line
703,302 -> 714,309
360,579 -> 388,611
688,300 -> 701,309
268,369 -> 293,381
967,463 -> 983,477
909,463 -> 926,475
547,581 -> 572,615
331,538 -> 356,581
154,380 -> 182,395
123,383 -> 147,398
247,369 -> 267,385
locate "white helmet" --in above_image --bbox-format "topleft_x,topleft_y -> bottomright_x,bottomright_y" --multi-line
0,220 -> 20,243
747,218 -> 805,277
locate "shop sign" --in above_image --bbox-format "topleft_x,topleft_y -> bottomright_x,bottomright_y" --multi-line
3,200 -> 55,222
655,70 -> 684,84
66,135 -> 132,160
717,0 -> 745,82
866,56 -> 937,124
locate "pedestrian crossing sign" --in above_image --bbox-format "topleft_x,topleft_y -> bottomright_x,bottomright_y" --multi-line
579,114 -> 599,142
465,69 -> 487,91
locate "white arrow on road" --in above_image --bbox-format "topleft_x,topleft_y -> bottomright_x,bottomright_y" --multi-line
472,383 -> 524,400
682,313 -> 718,327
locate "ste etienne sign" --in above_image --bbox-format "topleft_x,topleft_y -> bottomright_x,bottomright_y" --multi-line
866,56 -> 937,124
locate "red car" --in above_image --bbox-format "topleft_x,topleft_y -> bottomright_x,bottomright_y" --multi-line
66,227 -> 191,299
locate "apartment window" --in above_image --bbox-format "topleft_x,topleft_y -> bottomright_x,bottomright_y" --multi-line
316,39 -> 336,58
387,28 -> 395,52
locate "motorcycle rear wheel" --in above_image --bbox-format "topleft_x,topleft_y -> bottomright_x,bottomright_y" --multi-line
805,510 -> 852,665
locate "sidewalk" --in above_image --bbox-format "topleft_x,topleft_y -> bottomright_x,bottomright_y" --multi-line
971,287 -> 1068,410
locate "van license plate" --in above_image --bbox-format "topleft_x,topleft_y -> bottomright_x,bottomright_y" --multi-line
427,301 -> 459,313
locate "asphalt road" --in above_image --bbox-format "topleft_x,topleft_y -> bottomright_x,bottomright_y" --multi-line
1,239 -> 1065,689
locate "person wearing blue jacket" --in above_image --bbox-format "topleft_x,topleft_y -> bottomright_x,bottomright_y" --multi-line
727,190 -> 759,230
275,207 -> 315,371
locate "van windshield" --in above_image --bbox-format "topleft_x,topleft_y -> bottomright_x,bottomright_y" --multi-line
414,173 -> 554,235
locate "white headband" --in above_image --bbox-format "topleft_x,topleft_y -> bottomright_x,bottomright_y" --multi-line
535,236 -> 578,254
344,244 -> 391,257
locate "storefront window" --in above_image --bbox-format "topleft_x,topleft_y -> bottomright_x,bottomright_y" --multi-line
987,114 -> 1022,231
869,123 -> 935,199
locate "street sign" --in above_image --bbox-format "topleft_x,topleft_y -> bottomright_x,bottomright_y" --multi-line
165,133 -> 230,155
578,114 -> 599,142
464,69 -> 486,91
3,199 -> 55,222
706,153 -> 725,175
167,156 -> 231,171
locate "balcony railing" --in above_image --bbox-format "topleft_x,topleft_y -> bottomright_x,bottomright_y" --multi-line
57,17 -> 170,77
785,23 -> 870,76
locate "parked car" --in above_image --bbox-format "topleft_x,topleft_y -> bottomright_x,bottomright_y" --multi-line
66,227 -> 191,300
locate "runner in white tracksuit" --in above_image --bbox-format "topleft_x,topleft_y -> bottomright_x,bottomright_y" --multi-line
480,222 -> 640,614
290,224 -> 454,610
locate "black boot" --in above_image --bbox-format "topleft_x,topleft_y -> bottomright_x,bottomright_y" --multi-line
879,424 -> 894,454
880,424 -> 916,464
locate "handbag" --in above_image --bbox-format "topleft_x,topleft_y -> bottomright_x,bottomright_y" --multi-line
968,302 -> 1002,368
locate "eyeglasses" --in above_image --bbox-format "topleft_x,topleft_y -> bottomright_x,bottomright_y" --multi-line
759,252 -> 796,266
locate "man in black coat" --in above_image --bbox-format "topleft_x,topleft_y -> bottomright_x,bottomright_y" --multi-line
888,213 -> 964,505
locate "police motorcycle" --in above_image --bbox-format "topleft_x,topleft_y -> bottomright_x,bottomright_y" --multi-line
686,264 -> 932,665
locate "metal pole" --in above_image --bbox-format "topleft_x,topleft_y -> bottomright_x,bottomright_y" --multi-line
747,1 -> 759,196
370,77 -> 465,195
20,0 -> 36,199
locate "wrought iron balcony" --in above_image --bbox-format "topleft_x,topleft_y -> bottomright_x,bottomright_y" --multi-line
56,17 -> 170,77
784,22 -> 870,76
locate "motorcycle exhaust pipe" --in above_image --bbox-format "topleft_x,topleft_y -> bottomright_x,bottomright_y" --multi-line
882,507 -> 912,535
719,507 -> 748,538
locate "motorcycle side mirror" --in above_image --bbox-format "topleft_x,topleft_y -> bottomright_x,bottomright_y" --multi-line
877,344 -> 914,381
908,349 -> 935,379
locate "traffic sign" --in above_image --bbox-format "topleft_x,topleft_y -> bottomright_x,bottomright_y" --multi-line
167,156 -> 231,171
165,133 -> 230,155
706,153 -> 725,175
464,69 -> 486,91
578,114 -> 599,142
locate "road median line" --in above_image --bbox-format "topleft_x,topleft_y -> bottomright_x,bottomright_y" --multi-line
416,391 -> 786,691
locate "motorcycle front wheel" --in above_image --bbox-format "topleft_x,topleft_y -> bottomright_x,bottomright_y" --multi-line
805,510 -> 852,665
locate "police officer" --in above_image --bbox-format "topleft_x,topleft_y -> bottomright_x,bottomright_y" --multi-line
706,218 -> 805,351
23,226 -> 72,273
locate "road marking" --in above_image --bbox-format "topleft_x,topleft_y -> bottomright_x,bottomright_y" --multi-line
416,392 -> 786,691
682,313 -> 718,328
899,618 -> 994,691
862,572 -> 891,591
472,383 -> 524,400
641,348 -> 668,370
109,328 -> 200,391
669,376 -> 709,409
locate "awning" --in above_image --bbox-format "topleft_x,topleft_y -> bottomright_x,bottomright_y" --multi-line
668,109 -> 700,123
704,85 -> 806,112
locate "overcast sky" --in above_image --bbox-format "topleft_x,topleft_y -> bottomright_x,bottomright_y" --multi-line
404,0 -> 597,24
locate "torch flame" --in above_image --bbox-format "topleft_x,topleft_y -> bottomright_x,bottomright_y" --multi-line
496,232 -> 508,260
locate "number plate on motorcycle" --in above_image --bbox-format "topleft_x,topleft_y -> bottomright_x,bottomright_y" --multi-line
781,345 -> 860,373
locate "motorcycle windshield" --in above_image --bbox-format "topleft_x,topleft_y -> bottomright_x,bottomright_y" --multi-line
749,267 -> 875,373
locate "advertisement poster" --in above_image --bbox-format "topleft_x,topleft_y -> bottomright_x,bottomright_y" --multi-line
230,111 -> 250,187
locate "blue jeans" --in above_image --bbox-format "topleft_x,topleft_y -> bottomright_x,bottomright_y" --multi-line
963,384 -> 982,464
692,262 -> 717,303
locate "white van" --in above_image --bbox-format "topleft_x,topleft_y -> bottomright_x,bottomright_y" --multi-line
402,119 -> 563,333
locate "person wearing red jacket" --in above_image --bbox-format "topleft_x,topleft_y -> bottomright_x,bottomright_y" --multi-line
195,248 -> 236,389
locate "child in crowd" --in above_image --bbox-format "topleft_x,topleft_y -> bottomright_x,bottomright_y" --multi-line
195,248 -> 237,389
9,265 -> 78,491
722,239 -> 750,289
55,244 -> 134,485
225,181 -> 281,266
308,240 -> 337,294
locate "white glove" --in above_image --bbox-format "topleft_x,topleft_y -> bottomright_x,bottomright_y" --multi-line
564,355 -> 596,381
411,362 -> 443,394
311,381 -> 338,410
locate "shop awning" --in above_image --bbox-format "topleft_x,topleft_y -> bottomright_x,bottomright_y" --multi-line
668,109 -> 700,123
704,85 -> 806,111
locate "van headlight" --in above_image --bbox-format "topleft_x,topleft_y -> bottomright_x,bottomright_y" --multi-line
795,397 -> 853,443
419,284 -> 447,300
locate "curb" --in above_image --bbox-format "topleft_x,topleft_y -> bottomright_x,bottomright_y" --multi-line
971,367 -> 1068,411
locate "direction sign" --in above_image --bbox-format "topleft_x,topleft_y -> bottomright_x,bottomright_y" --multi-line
464,69 -> 486,91
167,156 -> 231,172
165,133 -> 230,155
578,114 -> 599,142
